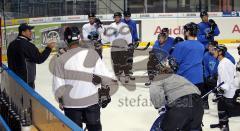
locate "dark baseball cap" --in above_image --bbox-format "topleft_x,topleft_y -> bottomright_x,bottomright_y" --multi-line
18,23 -> 34,32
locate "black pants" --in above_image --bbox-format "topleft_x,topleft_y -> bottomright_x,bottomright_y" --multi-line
111,51 -> 130,76
217,97 -> 240,126
217,98 -> 231,127
161,94 -> 204,131
95,48 -> 102,59
28,82 -> 35,89
147,56 -> 158,81
195,83 -> 208,102
127,48 -> 134,73
64,104 -> 102,131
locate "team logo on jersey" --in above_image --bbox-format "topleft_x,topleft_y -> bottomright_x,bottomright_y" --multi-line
204,27 -> 211,34
209,61 -> 216,71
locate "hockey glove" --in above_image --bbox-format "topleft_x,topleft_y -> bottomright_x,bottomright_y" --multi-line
98,85 -> 111,108
237,45 -> 240,55
233,89 -> 240,105
128,43 -> 134,49
87,34 -> 93,40
209,19 -> 217,28
92,75 -> 102,85
237,61 -> 240,72
58,97 -> 64,110
205,75 -> 218,88
216,88 -> 225,95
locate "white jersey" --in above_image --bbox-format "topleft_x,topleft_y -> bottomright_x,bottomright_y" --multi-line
104,22 -> 132,51
82,23 -> 104,41
217,57 -> 238,98
52,47 -> 115,108
106,22 -> 132,44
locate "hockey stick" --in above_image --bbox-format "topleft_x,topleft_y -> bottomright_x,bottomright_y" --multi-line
201,82 -> 224,99
134,42 -> 150,51
103,42 -> 150,51
133,42 -> 140,49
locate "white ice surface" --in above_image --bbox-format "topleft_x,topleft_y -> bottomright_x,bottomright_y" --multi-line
35,44 -> 240,131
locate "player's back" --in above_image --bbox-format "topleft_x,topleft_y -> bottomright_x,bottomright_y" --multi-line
172,40 -> 205,84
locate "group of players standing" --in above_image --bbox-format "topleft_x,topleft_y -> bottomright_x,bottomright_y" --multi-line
81,11 -> 138,83
148,11 -> 240,131
57,10 -> 240,131
7,8 -> 240,131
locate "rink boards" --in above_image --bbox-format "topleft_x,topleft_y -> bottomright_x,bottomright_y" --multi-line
0,64 -> 82,131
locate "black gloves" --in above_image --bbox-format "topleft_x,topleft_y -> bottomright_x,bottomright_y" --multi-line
128,43 -> 135,51
206,19 -> 217,40
233,89 -> 240,105
205,75 -> 218,88
209,19 -> 217,28
213,87 -> 224,95
237,61 -> 240,72
98,85 -> 111,108
92,74 -> 102,85
237,45 -> 240,55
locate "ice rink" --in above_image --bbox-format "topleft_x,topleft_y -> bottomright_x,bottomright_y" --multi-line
35,44 -> 240,131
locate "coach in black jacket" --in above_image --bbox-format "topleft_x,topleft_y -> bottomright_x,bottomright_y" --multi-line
7,23 -> 55,89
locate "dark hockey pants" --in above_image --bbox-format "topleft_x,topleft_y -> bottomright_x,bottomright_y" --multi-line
111,51 -> 130,76
161,94 -> 204,131
64,104 -> 102,131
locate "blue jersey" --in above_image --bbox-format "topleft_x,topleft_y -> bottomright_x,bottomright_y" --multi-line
197,22 -> 220,47
152,37 -> 174,53
172,40 -> 205,84
203,52 -> 218,78
122,19 -> 139,42
203,51 -> 235,78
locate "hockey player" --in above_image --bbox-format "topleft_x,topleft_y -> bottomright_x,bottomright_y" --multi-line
7,23 -> 55,89
152,28 -> 175,52
82,13 -> 104,58
145,32 -> 175,86
210,45 -> 240,131
82,31 -> 103,58
122,11 -> 139,43
161,28 -> 175,43
172,22 -> 205,90
52,26 -> 117,131
82,13 -> 103,41
236,45 -> 240,71
203,41 -> 236,110
106,12 -> 133,83
149,49 -> 203,131
152,32 -> 174,53
122,10 -> 139,80
197,11 -> 220,48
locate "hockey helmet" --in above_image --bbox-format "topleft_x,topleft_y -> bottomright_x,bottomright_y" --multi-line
214,45 -> 227,56
183,22 -> 199,37
151,49 -> 178,73
200,11 -> 208,18
161,28 -> 169,34
64,26 -> 80,45
113,12 -> 122,18
123,11 -> 131,17
209,41 -> 218,47
158,32 -> 168,40
173,37 -> 184,45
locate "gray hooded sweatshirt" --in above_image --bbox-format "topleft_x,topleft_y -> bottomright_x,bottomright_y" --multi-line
149,74 -> 201,109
